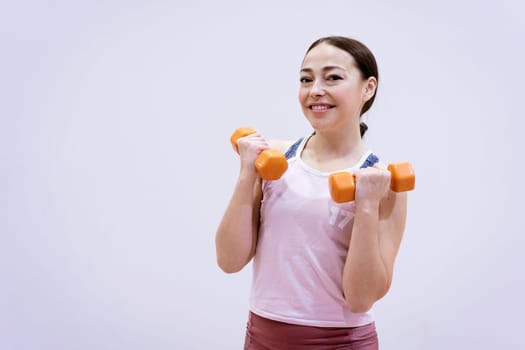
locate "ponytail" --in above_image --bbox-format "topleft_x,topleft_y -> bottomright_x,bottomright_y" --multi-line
360,122 -> 368,138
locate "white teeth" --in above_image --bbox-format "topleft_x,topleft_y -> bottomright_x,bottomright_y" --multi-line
312,105 -> 330,110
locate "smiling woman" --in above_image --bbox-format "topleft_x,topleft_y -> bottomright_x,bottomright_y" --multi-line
299,36 -> 379,140
215,36 -> 409,350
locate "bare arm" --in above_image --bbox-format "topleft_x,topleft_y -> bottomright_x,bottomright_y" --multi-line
342,165 -> 408,313
215,172 -> 262,273
215,136 -> 293,273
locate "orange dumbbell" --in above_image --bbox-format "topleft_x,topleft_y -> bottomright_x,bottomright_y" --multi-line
329,162 -> 416,203
230,127 -> 288,181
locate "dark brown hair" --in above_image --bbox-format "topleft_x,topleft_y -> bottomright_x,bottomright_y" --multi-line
306,36 -> 379,137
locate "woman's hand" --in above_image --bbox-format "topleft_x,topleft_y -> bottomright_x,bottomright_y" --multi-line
236,132 -> 271,176
353,164 -> 391,206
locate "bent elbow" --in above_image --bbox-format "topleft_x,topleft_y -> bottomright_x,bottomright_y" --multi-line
216,257 -> 245,274
344,296 -> 374,314
347,302 -> 373,314
218,264 -> 243,274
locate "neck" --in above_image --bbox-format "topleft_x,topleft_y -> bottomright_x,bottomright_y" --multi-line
308,127 -> 366,160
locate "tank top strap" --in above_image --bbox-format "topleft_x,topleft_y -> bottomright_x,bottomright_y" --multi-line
284,137 -> 304,160
360,153 -> 379,168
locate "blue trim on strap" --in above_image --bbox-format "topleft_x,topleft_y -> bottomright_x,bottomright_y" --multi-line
284,138 -> 304,160
360,153 -> 379,168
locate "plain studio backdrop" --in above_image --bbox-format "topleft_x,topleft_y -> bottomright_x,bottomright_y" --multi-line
1,0 -> 524,349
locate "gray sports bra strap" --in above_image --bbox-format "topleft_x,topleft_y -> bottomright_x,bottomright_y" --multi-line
360,153 -> 379,168
284,138 -> 304,160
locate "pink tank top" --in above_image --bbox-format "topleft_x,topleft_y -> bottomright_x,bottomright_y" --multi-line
249,136 -> 375,327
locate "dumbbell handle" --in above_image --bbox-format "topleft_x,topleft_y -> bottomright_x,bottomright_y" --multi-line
329,162 -> 415,203
230,127 -> 288,181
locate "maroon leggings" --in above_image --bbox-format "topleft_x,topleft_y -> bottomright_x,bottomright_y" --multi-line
244,312 -> 379,350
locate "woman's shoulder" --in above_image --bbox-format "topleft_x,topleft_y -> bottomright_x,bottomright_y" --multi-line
269,139 -> 299,154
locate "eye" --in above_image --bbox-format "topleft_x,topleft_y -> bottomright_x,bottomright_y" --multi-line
327,74 -> 343,81
300,76 -> 313,83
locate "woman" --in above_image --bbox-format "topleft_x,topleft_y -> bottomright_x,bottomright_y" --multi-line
216,36 -> 408,349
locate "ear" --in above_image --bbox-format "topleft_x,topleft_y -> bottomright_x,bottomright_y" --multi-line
363,77 -> 378,102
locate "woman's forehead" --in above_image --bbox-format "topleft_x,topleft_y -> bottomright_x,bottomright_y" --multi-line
302,43 -> 356,70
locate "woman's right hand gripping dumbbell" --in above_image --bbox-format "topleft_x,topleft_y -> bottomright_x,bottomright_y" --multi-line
230,127 -> 288,181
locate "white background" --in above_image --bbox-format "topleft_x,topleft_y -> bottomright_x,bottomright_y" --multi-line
2,1 -> 524,349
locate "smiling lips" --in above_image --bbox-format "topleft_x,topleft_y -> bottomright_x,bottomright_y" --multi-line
310,104 -> 334,112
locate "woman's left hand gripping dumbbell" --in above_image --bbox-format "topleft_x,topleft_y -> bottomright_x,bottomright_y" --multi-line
329,162 -> 415,203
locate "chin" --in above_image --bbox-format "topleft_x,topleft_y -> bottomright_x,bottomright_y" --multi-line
306,118 -> 332,131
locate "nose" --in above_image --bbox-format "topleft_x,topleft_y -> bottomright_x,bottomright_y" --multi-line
309,79 -> 326,98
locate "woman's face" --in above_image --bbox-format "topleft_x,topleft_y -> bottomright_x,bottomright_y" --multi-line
298,43 -> 373,132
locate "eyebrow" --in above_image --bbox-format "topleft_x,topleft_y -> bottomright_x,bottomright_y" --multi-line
300,65 -> 346,73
